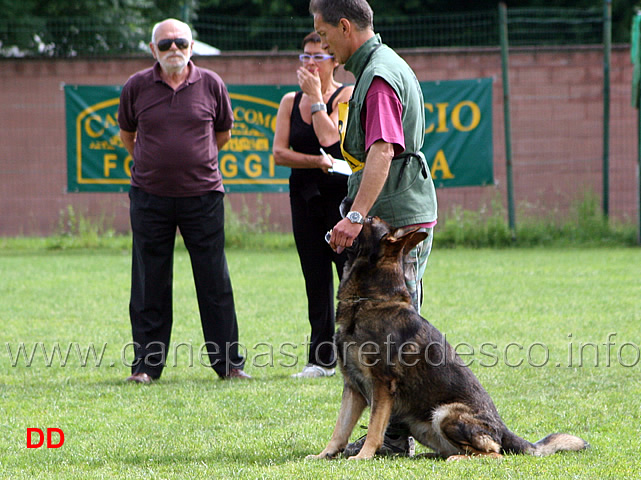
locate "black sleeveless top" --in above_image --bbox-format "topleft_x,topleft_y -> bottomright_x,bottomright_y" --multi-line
288,86 -> 348,190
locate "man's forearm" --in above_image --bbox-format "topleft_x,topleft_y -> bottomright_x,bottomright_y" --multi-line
119,130 -> 136,158
216,130 -> 232,151
328,140 -> 395,253
351,140 -> 394,216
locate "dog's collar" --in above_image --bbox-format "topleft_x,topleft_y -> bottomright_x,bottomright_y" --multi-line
340,296 -> 387,304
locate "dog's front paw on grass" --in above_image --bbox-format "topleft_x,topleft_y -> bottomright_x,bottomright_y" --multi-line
346,453 -> 375,461
346,447 -> 376,460
305,451 -> 339,460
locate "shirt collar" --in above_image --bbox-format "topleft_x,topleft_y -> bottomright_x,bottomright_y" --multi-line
152,60 -> 201,86
344,34 -> 382,79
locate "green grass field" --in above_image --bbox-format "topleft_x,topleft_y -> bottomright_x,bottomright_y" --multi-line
1,242 -> 640,479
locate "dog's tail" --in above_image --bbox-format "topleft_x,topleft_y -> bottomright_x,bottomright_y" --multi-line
502,430 -> 589,457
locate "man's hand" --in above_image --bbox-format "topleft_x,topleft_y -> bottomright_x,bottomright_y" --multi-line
329,217 -> 363,254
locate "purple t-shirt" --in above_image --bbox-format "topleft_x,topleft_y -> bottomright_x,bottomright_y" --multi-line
118,61 -> 233,196
361,76 -> 405,157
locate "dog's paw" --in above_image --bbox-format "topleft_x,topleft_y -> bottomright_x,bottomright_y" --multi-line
347,452 -> 375,461
445,454 -> 470,462
305,451 -> 336,460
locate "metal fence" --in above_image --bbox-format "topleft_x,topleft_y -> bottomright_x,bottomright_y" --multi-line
505,8 -> 603,46
1,8 -> 603,57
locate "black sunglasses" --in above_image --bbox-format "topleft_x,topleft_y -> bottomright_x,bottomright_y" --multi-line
156,38 -> 190,52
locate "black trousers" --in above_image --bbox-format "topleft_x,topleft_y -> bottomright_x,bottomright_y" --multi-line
128,187 -> 244,378
290,182 -> 347,368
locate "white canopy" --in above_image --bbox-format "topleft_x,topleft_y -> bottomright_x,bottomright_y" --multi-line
192,39 -> 220,56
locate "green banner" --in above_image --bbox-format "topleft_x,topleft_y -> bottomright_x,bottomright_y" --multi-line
220,85 -> 296,193
65,79 -> 492,193
65,85 -> 128,192
423,78 -> 493,188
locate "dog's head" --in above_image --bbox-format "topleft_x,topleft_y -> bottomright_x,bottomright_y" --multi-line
363,216 -> 427,260
342,215 -> 428,283
337,196 -> 427,279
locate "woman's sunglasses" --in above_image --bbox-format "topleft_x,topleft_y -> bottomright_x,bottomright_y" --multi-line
156,38 -> 191,52
299,53 -> 334,63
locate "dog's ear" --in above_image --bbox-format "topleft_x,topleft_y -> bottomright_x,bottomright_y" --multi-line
386,226 -> 429,255
339,196 -> 354,218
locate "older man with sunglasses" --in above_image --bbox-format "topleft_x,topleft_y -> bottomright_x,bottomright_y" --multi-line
118,18 -> 250,383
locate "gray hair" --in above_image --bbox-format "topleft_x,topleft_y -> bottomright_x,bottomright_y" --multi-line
309,0 -> 373,30
150,19 -> 192,43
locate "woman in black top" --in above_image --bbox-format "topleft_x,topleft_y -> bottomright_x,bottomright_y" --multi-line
273,32 -> 354,378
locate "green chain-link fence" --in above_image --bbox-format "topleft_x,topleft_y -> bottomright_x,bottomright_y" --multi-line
1,8 -> 603,57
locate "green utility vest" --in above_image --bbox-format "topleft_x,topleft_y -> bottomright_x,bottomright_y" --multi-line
341,34 -> 437,227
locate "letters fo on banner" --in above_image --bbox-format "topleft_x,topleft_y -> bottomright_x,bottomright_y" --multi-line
64,85 -> 294,193
65,80 -> 493,193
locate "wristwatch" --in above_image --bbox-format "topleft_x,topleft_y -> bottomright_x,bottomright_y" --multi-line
346,211 -> 364,225
311,102 -> 327,114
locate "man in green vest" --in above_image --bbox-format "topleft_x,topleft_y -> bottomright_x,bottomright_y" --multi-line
310,0 -> 438,458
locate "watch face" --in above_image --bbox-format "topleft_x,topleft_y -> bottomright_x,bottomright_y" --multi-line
347,211 -> 363,224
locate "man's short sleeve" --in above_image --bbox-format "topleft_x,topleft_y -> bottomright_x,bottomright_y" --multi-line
118,80 -> 137,132
211,75 -> 233,132
361,76 -> 405,156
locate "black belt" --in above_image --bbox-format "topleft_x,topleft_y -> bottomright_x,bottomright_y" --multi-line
394,152 -> 429,188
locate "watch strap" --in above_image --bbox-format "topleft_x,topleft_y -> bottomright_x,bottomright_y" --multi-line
311,102 -> 327,114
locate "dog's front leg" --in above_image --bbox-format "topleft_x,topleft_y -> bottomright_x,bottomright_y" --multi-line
306,384 -> 367,460
348,381 -> 394,460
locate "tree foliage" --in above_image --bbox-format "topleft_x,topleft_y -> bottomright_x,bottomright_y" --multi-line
0,0 -> 637,57
0,0 -> 162,56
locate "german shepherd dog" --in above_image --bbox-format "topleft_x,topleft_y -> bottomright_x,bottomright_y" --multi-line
308,216 -> 588,461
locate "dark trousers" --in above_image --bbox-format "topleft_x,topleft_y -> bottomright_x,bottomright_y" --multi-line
128,187 -> 244,378
290,184 -> 347,368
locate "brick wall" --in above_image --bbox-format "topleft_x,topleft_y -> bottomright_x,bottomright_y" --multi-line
0,45 -> 636,236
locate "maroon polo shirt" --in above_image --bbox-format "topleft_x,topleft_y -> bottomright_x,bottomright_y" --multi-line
118,61 -> 233,197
